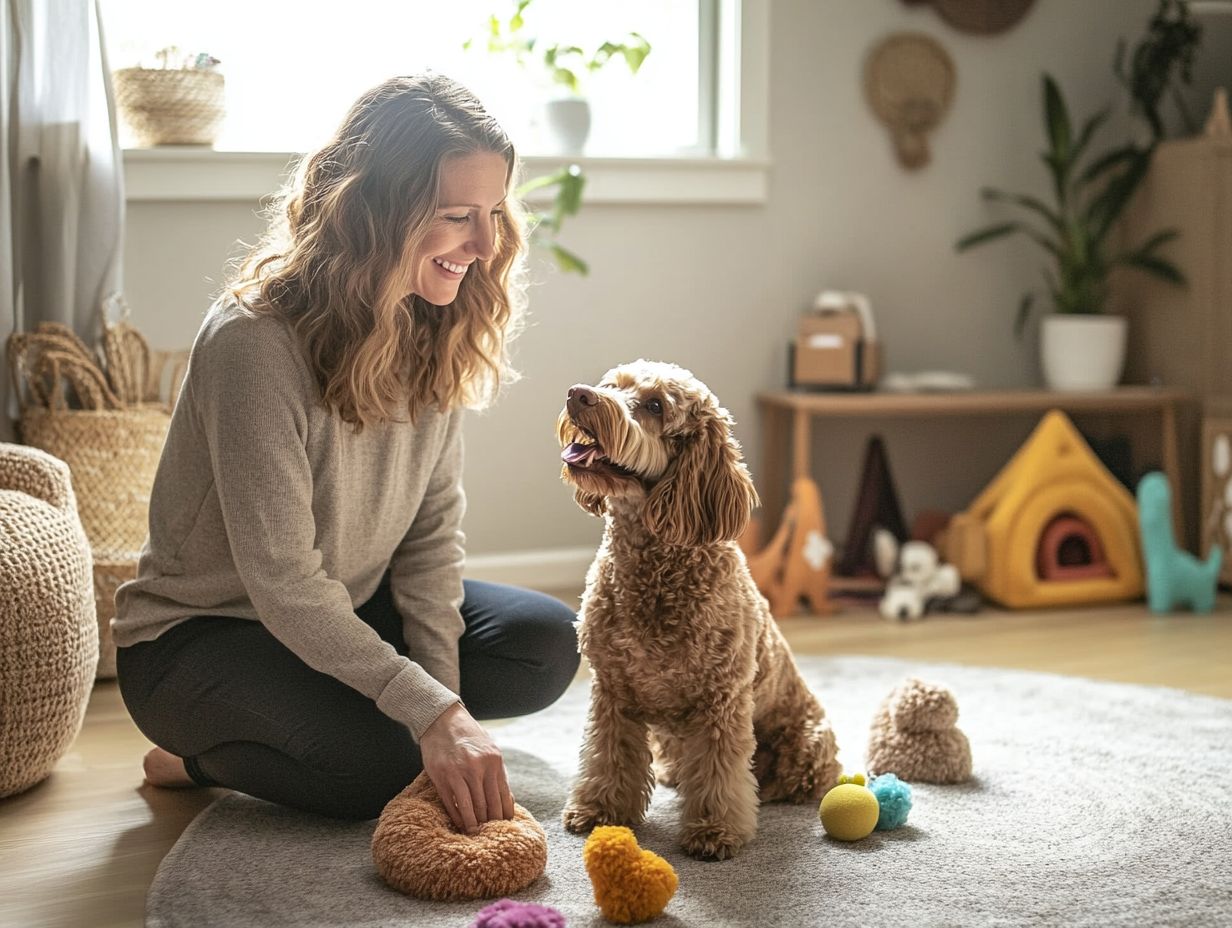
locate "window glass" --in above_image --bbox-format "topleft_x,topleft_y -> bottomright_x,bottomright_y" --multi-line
100,0 -> 702,155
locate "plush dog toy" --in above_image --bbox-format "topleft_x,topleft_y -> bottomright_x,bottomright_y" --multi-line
874,529 -> 965,621
867,677 -> 972,784
1137,471 -> 1223,614
372,773 -> 547,901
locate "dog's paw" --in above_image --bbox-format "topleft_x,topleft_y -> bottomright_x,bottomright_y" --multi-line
679,821 -> 748,861
563,801 -> 644,834
562,804 -> 602,833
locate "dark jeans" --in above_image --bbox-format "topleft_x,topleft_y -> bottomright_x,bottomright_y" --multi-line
117,579 -> 579,820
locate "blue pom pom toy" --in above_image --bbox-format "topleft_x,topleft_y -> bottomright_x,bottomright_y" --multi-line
869,773 -> 913,830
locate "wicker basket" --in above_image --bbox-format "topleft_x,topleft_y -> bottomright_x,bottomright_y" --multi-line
7,315 -> 183,681
113,67 -> 225,146
19,405 -> 169,559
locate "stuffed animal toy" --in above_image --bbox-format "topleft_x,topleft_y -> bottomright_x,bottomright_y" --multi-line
874,529 -> 965,621
583,826 -> 678,924
1137,471 -> 1223,614
469,899 -> 566,928
866,677 -> 972,784
372,773 -> 548,901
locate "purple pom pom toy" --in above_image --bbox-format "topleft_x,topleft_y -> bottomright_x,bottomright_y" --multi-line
469,898 -> 567,928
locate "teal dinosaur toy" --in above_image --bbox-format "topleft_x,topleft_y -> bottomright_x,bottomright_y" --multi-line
1136,471 -> 1222,614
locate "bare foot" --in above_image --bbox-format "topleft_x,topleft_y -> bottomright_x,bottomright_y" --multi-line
142,747 -> 197,788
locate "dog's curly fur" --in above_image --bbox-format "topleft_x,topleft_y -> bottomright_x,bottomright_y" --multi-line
555,359 -> 841,860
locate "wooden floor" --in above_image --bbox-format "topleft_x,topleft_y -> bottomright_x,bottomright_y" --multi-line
3,597 -> 1230,928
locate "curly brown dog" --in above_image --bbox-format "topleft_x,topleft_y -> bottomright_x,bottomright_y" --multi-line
556,359 -> 841,860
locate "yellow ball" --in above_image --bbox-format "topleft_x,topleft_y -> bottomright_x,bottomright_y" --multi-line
819,783 -> 880,841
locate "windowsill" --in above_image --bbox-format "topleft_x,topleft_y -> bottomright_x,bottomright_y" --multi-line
121,148 -> 770,206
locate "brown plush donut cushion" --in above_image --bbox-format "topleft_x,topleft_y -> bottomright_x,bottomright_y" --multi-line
372,773 -> 548,901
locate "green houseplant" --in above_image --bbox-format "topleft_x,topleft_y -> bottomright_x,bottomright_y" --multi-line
469,0 -> 650,155
517,162 -> 588,274
955,73 -> 1185,389
1114,0 -> 1203,143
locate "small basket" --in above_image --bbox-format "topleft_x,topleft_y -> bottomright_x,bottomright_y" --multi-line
113,67 -> 225,146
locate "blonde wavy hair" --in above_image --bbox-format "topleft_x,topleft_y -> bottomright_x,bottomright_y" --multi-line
227,73 -> 527,428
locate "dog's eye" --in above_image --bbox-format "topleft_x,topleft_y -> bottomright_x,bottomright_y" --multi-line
643,398 -> 663,416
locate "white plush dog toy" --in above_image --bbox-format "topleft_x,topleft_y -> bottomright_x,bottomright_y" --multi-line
874,529 -> 961,621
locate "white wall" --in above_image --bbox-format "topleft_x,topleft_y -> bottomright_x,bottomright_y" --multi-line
100,0 -> 1171,559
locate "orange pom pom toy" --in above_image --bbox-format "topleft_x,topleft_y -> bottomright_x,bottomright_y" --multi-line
582,826 -> 678,924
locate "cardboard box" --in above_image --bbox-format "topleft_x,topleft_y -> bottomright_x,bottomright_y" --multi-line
789,310 -> 880,390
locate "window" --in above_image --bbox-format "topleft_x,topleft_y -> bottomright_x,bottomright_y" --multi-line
101,0 -> 716,157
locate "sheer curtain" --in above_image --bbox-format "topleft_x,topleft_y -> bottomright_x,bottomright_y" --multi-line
1,0 -> 124,441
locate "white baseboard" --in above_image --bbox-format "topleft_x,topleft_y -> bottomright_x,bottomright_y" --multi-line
464,546 -> 595,592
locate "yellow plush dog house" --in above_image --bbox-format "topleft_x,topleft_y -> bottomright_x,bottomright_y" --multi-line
945,410 -> 1143,608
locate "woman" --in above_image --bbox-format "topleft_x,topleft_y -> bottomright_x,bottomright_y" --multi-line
113,74 -> 579,832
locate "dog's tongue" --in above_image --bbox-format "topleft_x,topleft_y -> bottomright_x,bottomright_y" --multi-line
562,442 -> 601,466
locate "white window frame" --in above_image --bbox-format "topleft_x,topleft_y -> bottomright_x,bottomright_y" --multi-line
121,0 -> 769,206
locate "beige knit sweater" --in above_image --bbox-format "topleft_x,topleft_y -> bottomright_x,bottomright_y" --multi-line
113,300 -> 465,740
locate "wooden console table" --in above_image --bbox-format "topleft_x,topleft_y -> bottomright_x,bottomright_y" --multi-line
755,387 -> 1189,541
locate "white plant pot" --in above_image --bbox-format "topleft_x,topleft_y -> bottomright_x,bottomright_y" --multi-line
545,97 -> 591,155
1040,314 -> 1128,392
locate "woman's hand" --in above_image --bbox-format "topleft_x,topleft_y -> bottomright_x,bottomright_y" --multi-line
418,702 -> 515,834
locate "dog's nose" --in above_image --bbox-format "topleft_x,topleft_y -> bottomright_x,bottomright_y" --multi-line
567,385 -> 596,416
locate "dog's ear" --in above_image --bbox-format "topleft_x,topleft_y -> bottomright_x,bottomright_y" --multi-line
644,411 -> 759,546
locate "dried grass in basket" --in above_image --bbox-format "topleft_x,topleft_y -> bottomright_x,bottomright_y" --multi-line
113,67 -> 225,146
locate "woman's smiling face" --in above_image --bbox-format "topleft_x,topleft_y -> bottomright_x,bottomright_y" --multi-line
410,150 -> 509,306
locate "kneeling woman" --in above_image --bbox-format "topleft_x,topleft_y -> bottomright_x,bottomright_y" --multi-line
114,74 -> 579,833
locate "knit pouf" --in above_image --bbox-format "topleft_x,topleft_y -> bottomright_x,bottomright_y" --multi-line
0,443 -> 98,798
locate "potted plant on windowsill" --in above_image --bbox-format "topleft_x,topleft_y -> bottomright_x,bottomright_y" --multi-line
955,74 -> 1186,391
467,0 -> 650,156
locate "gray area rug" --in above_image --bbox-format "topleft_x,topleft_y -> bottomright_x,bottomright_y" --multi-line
146,656 -> 1232,927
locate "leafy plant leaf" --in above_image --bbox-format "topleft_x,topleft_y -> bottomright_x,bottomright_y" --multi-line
1043,74 -> 1071,155
1131,227 -> 1179,255
517,164 -> 587,273
1085,147 -> 1151,245
1079,144 -> 1139,186
1115,252 -> 1186,284
1014,292 -> 1036,339
620,34 -> 652,73
550,243 -> 589,275
1071,108 -> 1110,166
1043,74 -> 1072,203
954,222 -> 1022,251
956,220 -> 1061,261
516,163 -> 584,202
980,187 -> 1063,236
